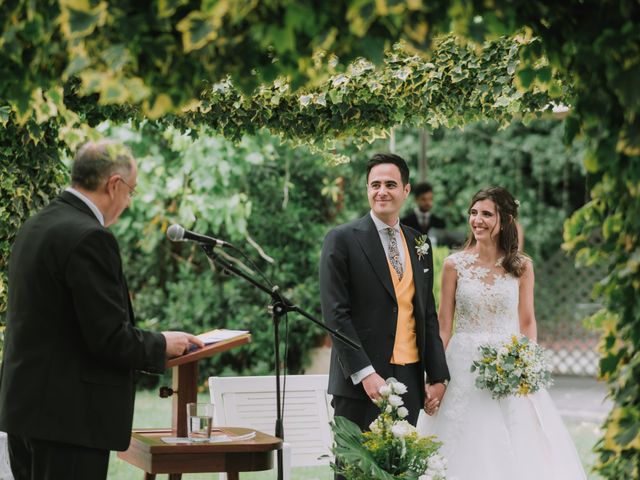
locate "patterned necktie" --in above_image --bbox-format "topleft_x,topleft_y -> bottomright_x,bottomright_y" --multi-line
386,227 -> 403,280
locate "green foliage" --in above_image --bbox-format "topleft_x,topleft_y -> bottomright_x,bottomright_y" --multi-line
1,0 -> 640,474
106,123 -> 360,382
0,117 -> 68,318
0,0 -> 454,121
332,379 -> 444,480
430,246 -> 448,307
179,35 -> 557,155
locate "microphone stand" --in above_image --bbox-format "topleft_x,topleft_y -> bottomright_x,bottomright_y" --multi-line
200,244 -> 359,480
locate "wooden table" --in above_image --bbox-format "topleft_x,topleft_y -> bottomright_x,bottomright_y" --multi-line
118,427 -> 282,480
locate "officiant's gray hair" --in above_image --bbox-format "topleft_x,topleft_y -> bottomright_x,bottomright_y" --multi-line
71,140 -> 134,191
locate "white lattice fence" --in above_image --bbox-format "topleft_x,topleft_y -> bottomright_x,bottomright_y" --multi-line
535,249 -> 604,376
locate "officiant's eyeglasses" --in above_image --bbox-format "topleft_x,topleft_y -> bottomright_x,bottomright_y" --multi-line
118,178 -> 137,198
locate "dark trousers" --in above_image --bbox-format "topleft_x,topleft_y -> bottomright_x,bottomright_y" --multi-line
8,434 -> 109,480
332,362 -> 422,480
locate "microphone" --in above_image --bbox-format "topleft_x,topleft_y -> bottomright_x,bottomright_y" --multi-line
166,224 -> 229,247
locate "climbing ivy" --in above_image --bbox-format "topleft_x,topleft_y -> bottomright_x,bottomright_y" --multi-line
1,1 -> 639,475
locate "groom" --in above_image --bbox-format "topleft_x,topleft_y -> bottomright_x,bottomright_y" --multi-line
320,153 -> 450,440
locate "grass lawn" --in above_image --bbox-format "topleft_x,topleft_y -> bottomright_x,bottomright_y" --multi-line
108,390 -> 603,479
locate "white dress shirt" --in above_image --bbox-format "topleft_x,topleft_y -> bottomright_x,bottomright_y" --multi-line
65,187 -> 105,226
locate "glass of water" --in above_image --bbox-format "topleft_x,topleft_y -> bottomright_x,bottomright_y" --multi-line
186,402 -> 214,441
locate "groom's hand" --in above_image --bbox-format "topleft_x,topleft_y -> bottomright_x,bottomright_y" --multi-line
424,383 -> 446,415
362,373 -> 386,401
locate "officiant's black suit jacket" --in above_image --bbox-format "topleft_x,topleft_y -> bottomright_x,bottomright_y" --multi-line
320,214 -> 449,404
0,191 -> 166,451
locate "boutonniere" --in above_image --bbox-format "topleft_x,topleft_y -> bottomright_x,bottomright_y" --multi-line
415,234 -> 430,260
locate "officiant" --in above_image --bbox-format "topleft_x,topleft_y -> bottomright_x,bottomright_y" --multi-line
0,140 -> 204,479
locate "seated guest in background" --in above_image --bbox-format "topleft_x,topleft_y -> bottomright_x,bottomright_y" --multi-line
0,140 -> 204,480
401,182 -> 446,237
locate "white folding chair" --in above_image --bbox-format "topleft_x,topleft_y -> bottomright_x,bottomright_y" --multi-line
208,374 -> 333,480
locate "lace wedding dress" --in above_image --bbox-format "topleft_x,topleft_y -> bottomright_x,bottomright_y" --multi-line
417,252 -> 586,479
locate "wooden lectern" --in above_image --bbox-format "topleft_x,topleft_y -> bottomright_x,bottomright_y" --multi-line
166,333 -> 252,437
118,332 -> 282,479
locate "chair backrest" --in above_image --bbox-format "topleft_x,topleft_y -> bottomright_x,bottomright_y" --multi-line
209,374 -> 333,467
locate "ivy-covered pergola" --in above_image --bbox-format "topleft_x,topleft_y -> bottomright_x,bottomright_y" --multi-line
1,2 -> 638,477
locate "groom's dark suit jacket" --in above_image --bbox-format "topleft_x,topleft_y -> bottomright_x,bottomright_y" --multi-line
0,191 -> 166,451
320,214 -> 449,404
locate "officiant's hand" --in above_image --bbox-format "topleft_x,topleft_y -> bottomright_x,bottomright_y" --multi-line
424,382 -> 446,415
162,331 -> 205,358
362,372 -> 386,401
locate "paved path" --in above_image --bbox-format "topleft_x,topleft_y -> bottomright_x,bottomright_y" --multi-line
548,375 -> 612,423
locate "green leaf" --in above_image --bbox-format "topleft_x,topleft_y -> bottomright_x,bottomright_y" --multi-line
59,0 -> 107,40
101,44 -> 131,71
0,107 -> 11,127
157,0 -> 190,18
517,67 -> 536,89
176,11 -> 217,53
536,66 -> 552,84
583,149 -> 600,173
563,116 -> 580,144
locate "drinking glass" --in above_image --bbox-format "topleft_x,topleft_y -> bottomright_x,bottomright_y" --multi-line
186,402 -> 214,440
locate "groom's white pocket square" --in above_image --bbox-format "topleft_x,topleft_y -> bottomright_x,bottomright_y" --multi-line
423,268 -> 429,273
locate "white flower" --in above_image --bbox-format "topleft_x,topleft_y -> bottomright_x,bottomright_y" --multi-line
369,419 -> 382,434
415,235 -> 430,260
426,453 -> 448,476
388,394 -> 403,407
385,404 -> 393,413
391,381 -> 408,395
378,384 -> 392,397
497,346 -> 509,357
397,406 -> 409,418
390,420 -> 414,438
428,453 -> 447,469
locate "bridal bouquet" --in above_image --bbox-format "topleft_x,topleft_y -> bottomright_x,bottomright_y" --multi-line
331,378 -> 448,480
471,335 -> 553,400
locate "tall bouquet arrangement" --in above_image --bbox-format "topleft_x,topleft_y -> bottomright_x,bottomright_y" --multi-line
331,378 -> 448,480
471,334 -> 553,400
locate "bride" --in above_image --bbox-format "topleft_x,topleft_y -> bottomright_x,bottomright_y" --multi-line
417,186 -> 586,479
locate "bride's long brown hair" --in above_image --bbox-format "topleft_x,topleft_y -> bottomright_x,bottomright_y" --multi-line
463,186 -> 527,277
